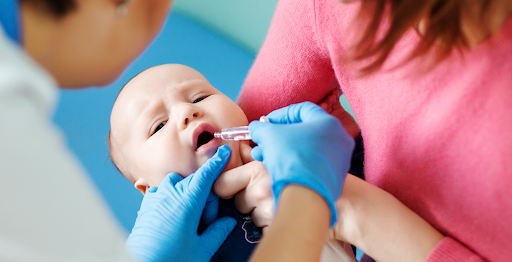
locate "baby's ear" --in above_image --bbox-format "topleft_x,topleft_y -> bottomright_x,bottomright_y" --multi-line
134,179 -> 149,195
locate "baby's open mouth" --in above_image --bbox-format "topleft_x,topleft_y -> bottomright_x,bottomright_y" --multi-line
196,131 -> 214,150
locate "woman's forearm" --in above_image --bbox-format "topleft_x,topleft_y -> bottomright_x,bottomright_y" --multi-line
334,175 -> 444,262
250,185 -> 331,262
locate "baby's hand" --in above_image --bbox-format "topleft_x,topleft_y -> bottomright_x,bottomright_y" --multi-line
318,89 -> 360,138
214,142 -> 273,232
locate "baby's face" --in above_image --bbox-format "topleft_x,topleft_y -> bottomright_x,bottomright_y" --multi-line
110,64 -> 248,194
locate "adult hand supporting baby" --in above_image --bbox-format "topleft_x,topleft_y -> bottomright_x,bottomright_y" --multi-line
126,145 -> 237,262
214,144 -> 274,229
249,102 -> 355,226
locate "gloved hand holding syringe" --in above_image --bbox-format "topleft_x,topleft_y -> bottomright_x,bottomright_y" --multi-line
214,116 -> 270,141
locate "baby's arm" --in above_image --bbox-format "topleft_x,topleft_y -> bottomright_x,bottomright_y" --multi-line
318,89 -> 360,139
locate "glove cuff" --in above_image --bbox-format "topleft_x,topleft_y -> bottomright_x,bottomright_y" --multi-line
272,181 -> 339,227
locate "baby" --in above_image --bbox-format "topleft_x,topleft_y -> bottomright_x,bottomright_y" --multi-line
109,64 -> 357,262
109,63 -> 259,261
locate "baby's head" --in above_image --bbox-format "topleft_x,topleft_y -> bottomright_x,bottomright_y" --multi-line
109,64 -> 248,194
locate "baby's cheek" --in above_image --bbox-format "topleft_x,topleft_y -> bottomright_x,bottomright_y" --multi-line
222,141 -> 243,172
166,162 -> 199,179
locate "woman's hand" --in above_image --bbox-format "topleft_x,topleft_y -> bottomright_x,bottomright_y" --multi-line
126,146 -> 237,262
247,102 -> 354,261
215,95 -> 359,231
249,102 -> 355,226
331,174 -> 444,262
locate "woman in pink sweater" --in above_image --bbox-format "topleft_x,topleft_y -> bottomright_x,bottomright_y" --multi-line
237,0 -> 512,261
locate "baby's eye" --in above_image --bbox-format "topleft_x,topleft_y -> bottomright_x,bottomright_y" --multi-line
153,121 -> 167,135
193,95 -> 210,103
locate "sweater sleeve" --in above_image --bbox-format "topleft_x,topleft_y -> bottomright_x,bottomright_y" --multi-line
237,0 -> 339,122
426,237 -> 485,262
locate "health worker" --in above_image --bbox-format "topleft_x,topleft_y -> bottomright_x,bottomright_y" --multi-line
0,0 -> 233,261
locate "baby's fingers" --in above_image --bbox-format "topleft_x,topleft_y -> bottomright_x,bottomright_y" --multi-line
214,161 -> 259,199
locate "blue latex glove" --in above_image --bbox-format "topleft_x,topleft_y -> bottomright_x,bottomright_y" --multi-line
249,102 -> 355,226
126,145 -> 237,262
202,191 -> 220,225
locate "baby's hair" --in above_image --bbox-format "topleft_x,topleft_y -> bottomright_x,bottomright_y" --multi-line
107,130 -> 123,175
107,70 -> 148,179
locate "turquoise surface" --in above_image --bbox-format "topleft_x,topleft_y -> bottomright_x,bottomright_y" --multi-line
173,0 -> 279,53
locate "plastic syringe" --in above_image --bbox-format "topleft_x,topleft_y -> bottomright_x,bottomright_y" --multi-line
214,116 -> 269,141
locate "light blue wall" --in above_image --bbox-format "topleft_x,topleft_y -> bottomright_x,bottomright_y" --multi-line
173,0 -> 279,54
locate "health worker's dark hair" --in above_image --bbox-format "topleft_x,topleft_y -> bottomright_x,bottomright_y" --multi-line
20,0 -> 76,17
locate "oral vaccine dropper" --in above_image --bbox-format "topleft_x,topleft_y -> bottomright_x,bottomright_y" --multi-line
214,116 -> 270,141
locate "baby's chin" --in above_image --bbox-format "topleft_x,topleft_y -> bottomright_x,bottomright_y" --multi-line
184,142 -> 242,177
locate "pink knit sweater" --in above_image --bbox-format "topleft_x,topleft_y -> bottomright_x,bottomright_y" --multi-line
238,0 -> 512,261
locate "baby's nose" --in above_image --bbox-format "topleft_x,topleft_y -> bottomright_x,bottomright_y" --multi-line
183,112 -> 198,125
179,105 -> 203,129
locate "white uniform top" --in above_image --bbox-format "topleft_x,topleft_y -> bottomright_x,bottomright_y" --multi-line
0,27 -> 135,261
